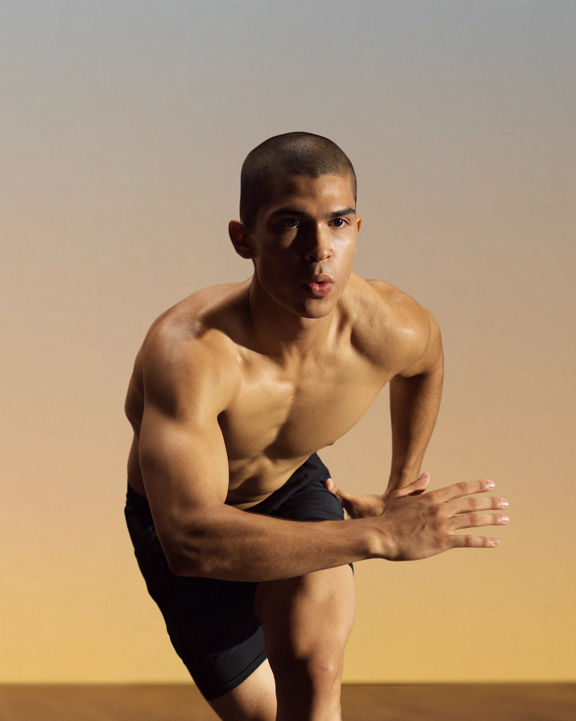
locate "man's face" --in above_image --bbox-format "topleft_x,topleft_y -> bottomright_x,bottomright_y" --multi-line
239,173 -> 361,320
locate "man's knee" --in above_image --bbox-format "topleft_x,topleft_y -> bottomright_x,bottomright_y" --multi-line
271,646 -> 343,698
271,652 -> 342,721
304,653 -> 342,696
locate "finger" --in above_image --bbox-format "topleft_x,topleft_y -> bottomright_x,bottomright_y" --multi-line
450,511 -> 510,531
431,479 -> 495,503
449,535 -> 501,549
448,495 -> 509,516
325,478 -> 346,502
408,472 -> 430,495
395,472 -> 430,498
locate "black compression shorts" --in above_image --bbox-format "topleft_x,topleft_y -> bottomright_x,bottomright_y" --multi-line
124,453 -> 349,700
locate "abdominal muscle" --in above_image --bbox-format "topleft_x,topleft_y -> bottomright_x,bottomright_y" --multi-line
224,452 -> 314,509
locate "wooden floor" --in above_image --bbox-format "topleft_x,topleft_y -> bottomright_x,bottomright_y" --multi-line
0,683 -> 575,721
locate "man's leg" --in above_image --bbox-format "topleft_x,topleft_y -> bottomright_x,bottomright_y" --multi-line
255,565 -> 355,721
207,659 -> 277,721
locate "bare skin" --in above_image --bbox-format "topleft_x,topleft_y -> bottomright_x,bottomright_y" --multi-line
125,173 -> 509,720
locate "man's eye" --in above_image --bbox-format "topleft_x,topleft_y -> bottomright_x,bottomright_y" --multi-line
277,217 -> 299,231
330,218 -> 347,228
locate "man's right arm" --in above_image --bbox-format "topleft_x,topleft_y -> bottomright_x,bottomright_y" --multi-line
138,331 -> 508,582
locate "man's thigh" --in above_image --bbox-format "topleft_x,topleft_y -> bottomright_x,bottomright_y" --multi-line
208,567 -> 353,721
255,565 -> 355,681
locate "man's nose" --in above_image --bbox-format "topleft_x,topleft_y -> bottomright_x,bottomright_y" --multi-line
304,224 -> 332,262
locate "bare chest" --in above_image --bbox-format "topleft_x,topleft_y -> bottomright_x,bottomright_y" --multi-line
219,349 -> 389,469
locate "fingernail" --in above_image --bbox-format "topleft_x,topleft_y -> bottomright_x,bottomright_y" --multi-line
500,498 -> 509,508
489,538 -> 500,547
485,480 -> 495,489
499,515 -> 510,524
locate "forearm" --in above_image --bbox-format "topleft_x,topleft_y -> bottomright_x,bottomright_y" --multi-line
165,505 -> 380,581
166,473 -> 507,578
387,364 -> 443,492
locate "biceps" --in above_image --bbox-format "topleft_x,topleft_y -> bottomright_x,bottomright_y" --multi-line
138,406 -> 229,528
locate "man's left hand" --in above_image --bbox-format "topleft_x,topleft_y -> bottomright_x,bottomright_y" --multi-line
326,473 -> 430,519
325,478 -> 386,518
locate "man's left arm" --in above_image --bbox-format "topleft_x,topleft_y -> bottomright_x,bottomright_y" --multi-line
387,309 -> 443,495
326,307 -> 444,518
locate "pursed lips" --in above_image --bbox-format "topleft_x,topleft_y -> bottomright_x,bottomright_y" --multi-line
304,273 -> 334,296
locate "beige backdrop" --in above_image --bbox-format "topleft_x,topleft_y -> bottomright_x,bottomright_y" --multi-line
2,0 -> 575,683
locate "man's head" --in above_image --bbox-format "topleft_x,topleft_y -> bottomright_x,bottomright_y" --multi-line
230,133 -> 361,321
240,132 -> 356,229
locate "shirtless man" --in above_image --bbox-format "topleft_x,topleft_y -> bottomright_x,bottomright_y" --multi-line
124,132 -> 509,721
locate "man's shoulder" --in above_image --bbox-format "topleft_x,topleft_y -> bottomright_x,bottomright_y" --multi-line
364,278 -> 430,321
145,281 -> 248,348
346,275 -> 437,371
135,282 -> 248,399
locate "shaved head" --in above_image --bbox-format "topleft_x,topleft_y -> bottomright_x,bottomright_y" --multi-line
240,132 -> 356,228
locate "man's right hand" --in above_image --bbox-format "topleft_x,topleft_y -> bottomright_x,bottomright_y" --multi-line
373,476 -> 509,561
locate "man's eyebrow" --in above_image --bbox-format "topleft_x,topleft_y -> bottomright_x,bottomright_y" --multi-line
269,207 -> 356,218
269,208 -> 309,218
327,208 -> 356,218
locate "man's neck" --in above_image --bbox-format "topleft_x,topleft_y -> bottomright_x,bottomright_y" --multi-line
247,278 -> 336,364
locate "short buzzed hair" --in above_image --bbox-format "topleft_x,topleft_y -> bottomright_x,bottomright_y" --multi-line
240,132 -> 357,228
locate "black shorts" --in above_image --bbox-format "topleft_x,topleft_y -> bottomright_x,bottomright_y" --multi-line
124,453 -> 349,700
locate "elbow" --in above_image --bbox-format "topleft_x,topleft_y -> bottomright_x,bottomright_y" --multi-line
156,504 -> 234,578
159,523 -> 212,578
165,540 -> 209,578
164,546 -> 195,577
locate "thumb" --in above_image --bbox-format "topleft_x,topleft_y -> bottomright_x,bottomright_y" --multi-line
325,477 -> 345,501
397,472 -> 431,497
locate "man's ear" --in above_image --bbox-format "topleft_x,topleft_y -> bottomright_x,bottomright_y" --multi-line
229,220 -> 253,259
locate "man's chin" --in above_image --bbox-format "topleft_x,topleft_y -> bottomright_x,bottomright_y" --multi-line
298,297 -> 336,319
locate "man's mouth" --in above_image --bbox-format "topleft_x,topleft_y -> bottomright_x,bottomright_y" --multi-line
304,274 -> 334,297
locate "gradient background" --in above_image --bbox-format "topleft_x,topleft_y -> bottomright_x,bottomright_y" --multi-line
2,0 -> 575,683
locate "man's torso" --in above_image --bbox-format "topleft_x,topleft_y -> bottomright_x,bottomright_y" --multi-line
125,273 -> 429,507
